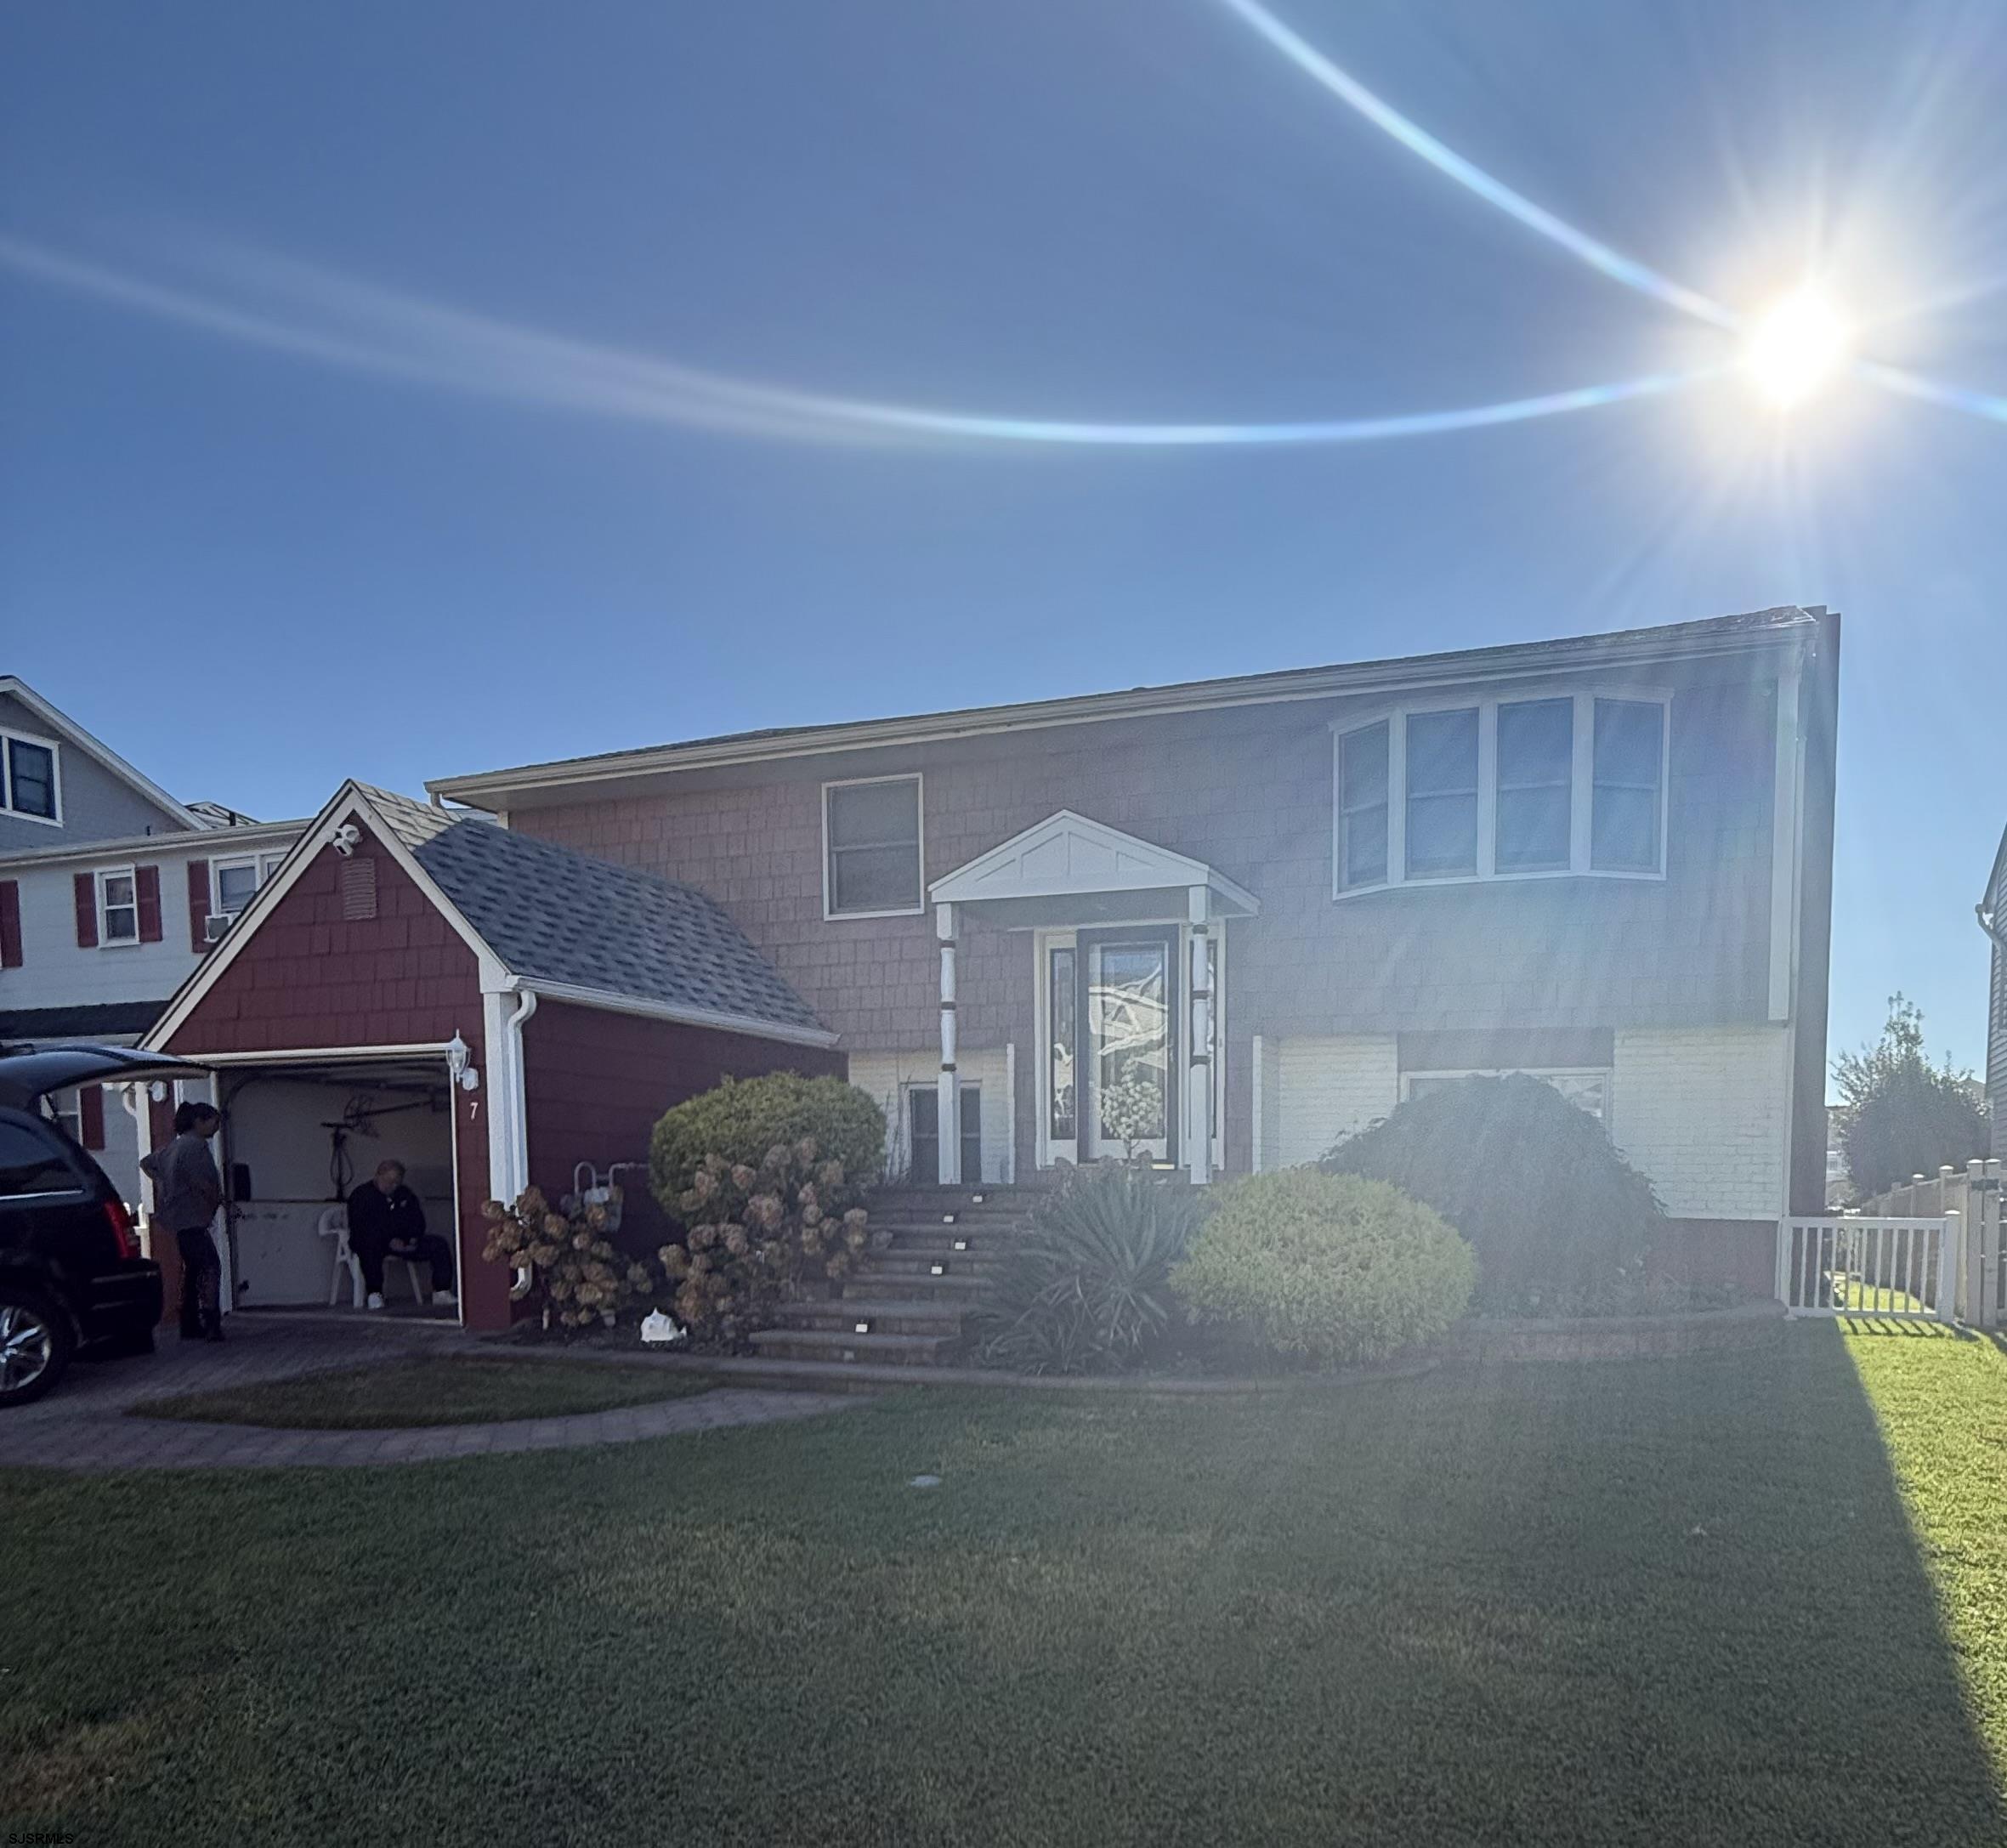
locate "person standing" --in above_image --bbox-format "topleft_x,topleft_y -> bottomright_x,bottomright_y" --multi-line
345,1159 -> 456,1309
140,1101 -> 226,1341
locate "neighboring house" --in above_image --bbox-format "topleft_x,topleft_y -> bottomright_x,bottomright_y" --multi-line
139,782 -> 837,1328
401,604 -> 1844,1298
0,677 -> 303,1199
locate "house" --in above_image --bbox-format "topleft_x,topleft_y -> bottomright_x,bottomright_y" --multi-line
132,603 -> 1839,1329
139,783 -> 839,1329
1978,826 -> 2007,1159
413,604 -> 1842,1298
0,677 -> 303,1200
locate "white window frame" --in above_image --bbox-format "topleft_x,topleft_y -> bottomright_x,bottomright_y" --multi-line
0,726 -> 64,828
212,852 -> 284,916
821,773 -> 925,921
46,1086 -> 84,1144
1400,1066 -> 1613,1125
96,864 -> 140,947
1333,686 -> 1670,896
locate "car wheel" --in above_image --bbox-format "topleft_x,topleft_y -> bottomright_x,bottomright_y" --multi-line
0,1288 -> 73,1408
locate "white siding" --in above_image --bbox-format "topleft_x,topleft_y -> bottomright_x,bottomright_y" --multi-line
848,1047 -> 1012,1184
3,847 -> 209,1006
1611,1025 -> 1791,1221
1272,1035 -> 1400,1169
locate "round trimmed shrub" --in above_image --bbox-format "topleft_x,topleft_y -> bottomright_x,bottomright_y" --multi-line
1170,1169 -> 1474,1367
649,1073 -> 885,1215
1320,1074 -> 1665,1314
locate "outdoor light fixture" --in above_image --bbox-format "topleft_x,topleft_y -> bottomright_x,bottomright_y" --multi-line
445,1031 -> 479,1091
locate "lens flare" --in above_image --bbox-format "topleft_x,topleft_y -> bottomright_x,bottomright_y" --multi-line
1742,291 -> 1851,407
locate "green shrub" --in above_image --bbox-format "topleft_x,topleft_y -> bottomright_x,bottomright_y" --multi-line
649,1073 -> 885,1212
978,1165 -> 1210,1375
1320,1074 -> 1664,1314
1170,1169 -> 1474,1367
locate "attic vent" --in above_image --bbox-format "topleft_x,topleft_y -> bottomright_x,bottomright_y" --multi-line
340,855 -> 378,921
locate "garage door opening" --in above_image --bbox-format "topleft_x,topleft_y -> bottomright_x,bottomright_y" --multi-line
215,1056 -> 462,1324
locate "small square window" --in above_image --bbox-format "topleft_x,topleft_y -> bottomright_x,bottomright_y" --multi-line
825,777 -> 922,915
214,860 -> 263,915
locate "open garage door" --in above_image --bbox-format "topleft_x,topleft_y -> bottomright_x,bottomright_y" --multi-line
213,1054 -> 462,1321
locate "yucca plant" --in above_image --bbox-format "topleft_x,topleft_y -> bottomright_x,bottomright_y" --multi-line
978,1164 -> 1208,1375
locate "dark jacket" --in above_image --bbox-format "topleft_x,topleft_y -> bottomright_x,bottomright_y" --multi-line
346,1181 -> 427,1252
141,1132 -> 224,1233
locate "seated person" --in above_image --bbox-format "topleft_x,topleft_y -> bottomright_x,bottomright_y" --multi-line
346,1159 -> 456,1308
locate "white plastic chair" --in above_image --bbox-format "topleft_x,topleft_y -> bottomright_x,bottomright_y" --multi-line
317,1205 -> 428,1309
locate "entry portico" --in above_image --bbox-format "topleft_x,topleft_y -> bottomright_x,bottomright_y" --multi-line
927,810 -> 1259,1187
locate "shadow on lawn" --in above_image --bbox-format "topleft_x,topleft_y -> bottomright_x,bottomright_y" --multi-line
1694,1319 -> 2002,1843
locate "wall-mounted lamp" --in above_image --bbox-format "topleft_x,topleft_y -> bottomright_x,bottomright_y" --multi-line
445,1031 -> 479,1092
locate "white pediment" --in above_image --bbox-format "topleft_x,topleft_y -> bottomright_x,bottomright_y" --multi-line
929,810 -> 1257,915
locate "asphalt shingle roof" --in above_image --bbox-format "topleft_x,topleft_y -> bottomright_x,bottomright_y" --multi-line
357,786 -> 827,1039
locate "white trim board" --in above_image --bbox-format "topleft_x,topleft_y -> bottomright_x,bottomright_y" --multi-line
0,677 -> 203,833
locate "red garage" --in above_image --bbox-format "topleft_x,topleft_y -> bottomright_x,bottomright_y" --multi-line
139,781 -> 842,1331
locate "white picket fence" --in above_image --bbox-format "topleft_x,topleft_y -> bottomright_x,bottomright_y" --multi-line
1777,1216 -> 1959,1319
1778,1156 -> 2005,1328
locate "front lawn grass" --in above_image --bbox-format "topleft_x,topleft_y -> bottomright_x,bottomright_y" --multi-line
3,1325 -> 2003,1846
127,1355 -> 713,1429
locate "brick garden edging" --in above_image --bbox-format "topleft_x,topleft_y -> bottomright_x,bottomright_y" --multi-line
1450,1297 -> 1786,1364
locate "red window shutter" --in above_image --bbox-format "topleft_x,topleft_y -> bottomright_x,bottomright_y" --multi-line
136,864 -> 163,943
0,881 -> 20,968
80,1084 -> 106,1151
74,872 -> 99,948
186,859 -> 212,952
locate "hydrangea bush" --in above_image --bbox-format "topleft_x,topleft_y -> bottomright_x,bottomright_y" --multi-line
657,1137 -> 870,1342
480,1185 -> 657,1330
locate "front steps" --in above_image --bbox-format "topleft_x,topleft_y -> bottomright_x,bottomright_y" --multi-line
748,1184 -> 1034,1369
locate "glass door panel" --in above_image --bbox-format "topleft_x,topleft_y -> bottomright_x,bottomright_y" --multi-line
1086,939 -> 1171,1162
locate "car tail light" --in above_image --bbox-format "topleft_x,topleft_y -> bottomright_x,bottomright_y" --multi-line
105,1199 -> 140,1262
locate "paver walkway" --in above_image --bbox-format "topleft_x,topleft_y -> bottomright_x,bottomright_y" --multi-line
0,1313 -> 859,1473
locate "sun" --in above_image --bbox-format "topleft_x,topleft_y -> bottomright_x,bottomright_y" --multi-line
1742,288 -> 1852,408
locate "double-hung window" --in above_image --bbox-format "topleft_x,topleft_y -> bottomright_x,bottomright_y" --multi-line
824,775 -> 923,917
1335,689 -> 1668,893
98,867 -> 140,944
213,850 -> 287,916
1,730 -> 60,824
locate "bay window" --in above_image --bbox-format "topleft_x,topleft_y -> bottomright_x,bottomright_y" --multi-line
1335,689 -> 1668,893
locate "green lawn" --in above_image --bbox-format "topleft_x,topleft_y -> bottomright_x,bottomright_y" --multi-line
128,1355 -> 714,1428
3,1327 -> 2003,1846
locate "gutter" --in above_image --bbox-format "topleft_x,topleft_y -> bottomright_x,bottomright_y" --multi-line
502,975 -> 840,1051
502,989 -> 537,1201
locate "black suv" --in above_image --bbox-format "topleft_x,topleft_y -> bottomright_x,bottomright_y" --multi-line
1,1046 -> 205,1408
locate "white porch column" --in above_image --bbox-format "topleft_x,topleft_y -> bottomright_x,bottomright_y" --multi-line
937,902 -> 961,1186
1188,885 -> 1212,1185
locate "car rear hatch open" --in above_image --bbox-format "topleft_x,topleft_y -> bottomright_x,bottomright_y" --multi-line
0,1046 -> 211,1110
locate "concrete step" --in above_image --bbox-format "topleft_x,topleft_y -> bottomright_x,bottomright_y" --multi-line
840,1272 -> 989,1303
748,1327 -> 959,1366
863,1253 -> 1006,1284
774,1297 -> 967,1337
882,1226 -> 1021,1256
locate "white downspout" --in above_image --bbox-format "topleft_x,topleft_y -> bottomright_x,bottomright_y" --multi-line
504,988 -> 538,1200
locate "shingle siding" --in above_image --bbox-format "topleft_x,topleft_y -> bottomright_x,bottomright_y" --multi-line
516,656 -> 1783,1052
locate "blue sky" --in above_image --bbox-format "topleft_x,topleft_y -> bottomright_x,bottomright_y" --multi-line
3,1 -> 2003,1078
